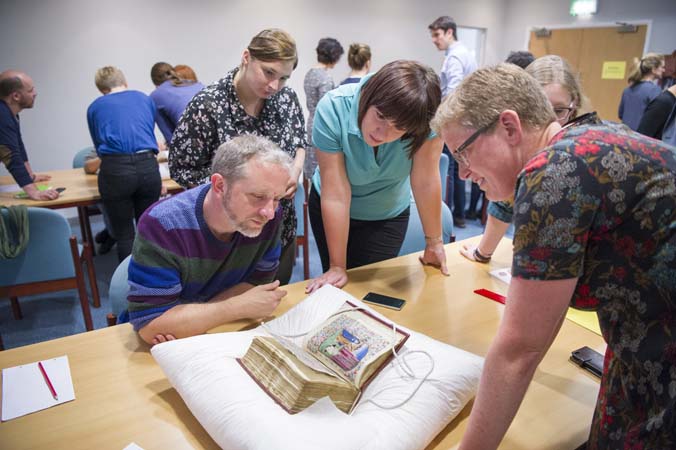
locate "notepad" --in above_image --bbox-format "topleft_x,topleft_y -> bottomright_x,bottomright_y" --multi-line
1,355 -> 76,421
489,267 -> 512,285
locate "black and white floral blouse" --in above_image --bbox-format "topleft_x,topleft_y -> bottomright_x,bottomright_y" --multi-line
168,67 -> 307,247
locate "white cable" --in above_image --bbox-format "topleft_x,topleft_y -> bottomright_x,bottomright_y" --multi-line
261,305 -> 437,412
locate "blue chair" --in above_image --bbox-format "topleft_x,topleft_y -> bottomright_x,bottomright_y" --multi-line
398,201 -> 454,256
294,181 -> 310,280
439,152 -> 449,205
72,146 -> 103,255
106,255 -> 131,326
0,207 -> 98,331
72,146 -> 96,170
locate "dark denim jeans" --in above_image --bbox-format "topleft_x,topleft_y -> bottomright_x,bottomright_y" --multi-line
98,152 -> 161,262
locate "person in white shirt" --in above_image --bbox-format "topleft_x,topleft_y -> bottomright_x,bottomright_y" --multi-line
429,15 -> 477,228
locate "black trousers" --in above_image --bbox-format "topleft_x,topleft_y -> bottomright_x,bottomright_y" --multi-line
308,185 -> 410,272
98,152 -> 161,262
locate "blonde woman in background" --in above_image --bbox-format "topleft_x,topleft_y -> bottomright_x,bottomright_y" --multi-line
460,55 -> 589,263
341,43 -> 371,85
618,53 -> 665,130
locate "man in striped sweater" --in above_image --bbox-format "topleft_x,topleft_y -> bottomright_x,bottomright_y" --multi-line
127,135 -> 293,345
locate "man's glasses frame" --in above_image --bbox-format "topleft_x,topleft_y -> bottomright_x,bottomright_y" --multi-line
451,117 -> 499,167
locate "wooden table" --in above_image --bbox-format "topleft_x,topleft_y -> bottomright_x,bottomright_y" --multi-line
0,168 -> 183,250
0,237 -> 605,450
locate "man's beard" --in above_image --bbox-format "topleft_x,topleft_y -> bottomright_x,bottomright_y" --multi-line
222,186 -> 264,238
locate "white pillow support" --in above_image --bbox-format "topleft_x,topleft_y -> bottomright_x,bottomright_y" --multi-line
151,285 -> 483,450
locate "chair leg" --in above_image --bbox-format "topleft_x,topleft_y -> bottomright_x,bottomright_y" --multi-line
82,242 -> 101,308
70,237 -> 94,331
0,332 -> 4,351
10,297 -> 23,320
78,206 -> 96,256
303,240 -> 310,280
106,313 -> 117,327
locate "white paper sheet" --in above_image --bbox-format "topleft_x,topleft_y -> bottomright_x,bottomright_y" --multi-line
123,443 -> 146,450
489,267 -> 512,285
1,355 -> 76,421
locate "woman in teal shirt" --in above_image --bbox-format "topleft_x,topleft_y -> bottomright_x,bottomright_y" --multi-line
305,60 -> 448,292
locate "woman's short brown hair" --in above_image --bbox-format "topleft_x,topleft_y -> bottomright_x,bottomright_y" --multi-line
358,60 -> 441,157
247,28 -> 298,69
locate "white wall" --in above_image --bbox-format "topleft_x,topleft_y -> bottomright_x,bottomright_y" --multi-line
0,0 -> 506,176
501,0 -> 676,57
3,0 -> 673,178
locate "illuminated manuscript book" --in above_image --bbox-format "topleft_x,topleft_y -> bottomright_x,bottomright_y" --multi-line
238,302 -> 409,414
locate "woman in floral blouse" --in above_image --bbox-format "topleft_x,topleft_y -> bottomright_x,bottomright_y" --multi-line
432,63 -> 676,449
168,29 -> 306,285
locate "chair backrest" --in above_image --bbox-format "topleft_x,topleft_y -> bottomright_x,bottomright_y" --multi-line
0,207 -> 76,286
72,146 -> 96,169
294,181 -> 305,236
439,152 -> 449,203
109,255 -> 132,317
398,201 -> 454,256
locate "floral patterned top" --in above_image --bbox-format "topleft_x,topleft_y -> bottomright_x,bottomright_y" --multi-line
168,68 -> 308,247
512,113 -> 676,449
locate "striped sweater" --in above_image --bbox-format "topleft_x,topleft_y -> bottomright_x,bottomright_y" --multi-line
127,183 -> 282,331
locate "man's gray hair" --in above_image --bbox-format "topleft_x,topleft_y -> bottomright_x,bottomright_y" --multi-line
211,134 -> 293,183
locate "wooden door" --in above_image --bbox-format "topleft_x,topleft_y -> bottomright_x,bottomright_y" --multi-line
529,25 -> 647,121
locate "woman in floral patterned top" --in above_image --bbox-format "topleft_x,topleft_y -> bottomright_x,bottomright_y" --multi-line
168,29 -> 307,285
432,63 -> 676,449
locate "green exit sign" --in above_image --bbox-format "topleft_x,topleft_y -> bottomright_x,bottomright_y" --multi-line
570,0 -> 597,16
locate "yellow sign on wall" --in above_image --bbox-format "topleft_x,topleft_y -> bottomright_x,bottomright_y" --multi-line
601,61 -> 626,79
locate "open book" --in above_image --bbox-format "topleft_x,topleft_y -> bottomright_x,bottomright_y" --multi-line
238,301 -> 409,414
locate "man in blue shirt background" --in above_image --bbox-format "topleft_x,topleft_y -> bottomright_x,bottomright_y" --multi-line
429,16 -> 478,228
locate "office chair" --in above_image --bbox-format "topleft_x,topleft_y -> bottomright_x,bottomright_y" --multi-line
72,146 -> 104,254
106,255 -> 131,327
398,201 -> 455,257
294,181 -> 310,280
439,152 -> 449,205
0,207 -> 99,331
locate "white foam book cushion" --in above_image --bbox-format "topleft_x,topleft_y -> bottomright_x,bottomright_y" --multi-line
151,285 -> 483,450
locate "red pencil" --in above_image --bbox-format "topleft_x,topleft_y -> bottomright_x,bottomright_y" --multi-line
38,361 -> 59,400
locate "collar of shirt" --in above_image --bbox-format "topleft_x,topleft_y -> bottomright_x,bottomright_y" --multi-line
346,73 -> 374,138
221,67 -> 282,127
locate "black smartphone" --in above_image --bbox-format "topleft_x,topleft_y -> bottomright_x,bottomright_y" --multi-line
56,187 -> 66,193
362,292 -> 406,311
570,346 -> 603,378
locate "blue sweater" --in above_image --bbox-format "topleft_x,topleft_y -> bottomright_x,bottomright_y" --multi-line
149,80 -> 204,143
618,81 -> 662,131
87,90 -> 158,155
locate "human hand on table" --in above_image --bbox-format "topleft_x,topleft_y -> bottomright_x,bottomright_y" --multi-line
305,266 -> 348,293
459,243 -> 491,263
419,240 -> 449,275
26,185 -> 59,201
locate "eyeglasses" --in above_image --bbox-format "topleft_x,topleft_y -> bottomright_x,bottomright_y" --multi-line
553,103 -> 575,123
451,118 -> 498,167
